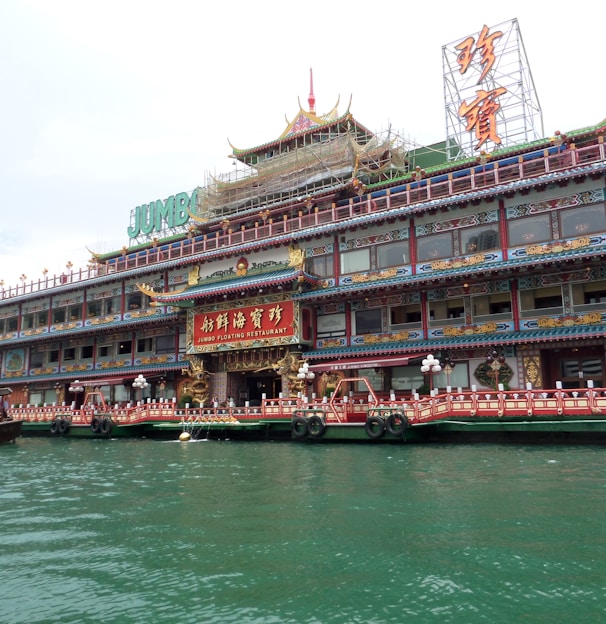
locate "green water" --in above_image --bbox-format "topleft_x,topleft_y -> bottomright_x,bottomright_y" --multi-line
1,438 -> 605,623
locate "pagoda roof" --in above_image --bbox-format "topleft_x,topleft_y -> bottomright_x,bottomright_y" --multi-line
229,96 -> 375,159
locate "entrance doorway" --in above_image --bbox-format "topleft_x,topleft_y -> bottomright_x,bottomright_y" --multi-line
544,347 -> 604,389
246,375 -> 279,405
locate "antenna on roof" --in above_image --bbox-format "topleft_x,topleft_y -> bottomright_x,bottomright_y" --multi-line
308,67 -> 316,114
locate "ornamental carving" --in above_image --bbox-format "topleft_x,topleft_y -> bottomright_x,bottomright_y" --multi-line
537,312 -> 602,327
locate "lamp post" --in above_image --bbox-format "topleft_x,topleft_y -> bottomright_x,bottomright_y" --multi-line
486,348 -> 506,389
132,374 -> 149,404
297,362 -> 315,401
68,380 -> 84,409
443,353 -> 456,390
421,355 -> 441,395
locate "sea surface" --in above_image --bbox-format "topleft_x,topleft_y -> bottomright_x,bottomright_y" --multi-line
1,437 -> 605,624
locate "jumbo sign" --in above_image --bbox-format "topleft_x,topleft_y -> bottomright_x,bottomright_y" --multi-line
127,189 -> 197,239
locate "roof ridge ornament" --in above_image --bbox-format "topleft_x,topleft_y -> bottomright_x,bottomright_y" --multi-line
308,67 -> 316,114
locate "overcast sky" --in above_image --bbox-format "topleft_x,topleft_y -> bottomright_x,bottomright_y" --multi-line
1,0 -> 603,288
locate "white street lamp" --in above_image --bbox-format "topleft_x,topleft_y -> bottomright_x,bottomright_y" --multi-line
297,362 -> 315,400
132,374 -> 149,403
421,355 -> 442,395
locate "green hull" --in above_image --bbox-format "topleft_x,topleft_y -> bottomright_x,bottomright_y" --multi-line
21,415 -> 606,443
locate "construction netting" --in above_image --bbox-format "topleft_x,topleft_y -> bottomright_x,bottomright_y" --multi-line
194,130 -> 409,219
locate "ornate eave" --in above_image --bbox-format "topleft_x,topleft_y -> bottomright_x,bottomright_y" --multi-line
149,268 -> 320,306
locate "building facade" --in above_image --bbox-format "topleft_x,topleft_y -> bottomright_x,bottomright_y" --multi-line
1,96 -> 606,409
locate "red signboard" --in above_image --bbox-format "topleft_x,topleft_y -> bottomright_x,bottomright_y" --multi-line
193,301 -> 295,347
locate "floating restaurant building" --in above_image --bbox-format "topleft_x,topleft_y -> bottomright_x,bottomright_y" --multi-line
1,19 -> 606,412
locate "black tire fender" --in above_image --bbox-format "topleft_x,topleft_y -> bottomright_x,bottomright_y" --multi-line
387,412 -> 409,436
50,419 -> 60,435
365,415 -> 385,440
91,416 -> 101,434
291,416 -> 308,439
58,418 -> 70,435
307,415 -> 326,438
100,417 -> 112,435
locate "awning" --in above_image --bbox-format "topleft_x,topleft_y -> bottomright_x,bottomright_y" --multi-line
309,355 -> 412,372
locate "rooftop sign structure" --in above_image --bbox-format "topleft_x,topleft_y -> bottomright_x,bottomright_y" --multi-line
442,18 -> 543,159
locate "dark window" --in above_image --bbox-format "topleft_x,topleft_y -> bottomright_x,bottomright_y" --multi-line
118,341 -> 132,354
535,295 -> 562,309
63,348 -> 76,361
355,309 -> 382,334
81,345 -> 94,359
156,335 -> 175,354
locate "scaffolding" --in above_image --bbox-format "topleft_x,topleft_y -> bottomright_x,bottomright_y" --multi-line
194,128 -> 409,220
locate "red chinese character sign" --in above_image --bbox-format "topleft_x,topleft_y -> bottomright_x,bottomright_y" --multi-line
189,300 -> 299,352
442,19 -> 543,158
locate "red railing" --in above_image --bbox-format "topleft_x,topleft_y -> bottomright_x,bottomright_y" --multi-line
9,386 -> 606,427
2,140 -> 605,300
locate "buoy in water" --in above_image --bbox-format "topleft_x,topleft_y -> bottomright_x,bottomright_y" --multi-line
179,431 -> 191,442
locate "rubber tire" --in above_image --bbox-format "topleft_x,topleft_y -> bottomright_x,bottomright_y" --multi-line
91,416 -> 102,434
291,416 -> 308,439
100,417 -> 112,435
307,415 -> 326,439
365,415 -> 386,440
387,412 -> 408,436
50,419 -> 60,435
58,418 -> 70,435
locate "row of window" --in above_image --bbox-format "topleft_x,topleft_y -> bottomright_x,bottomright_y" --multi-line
310,202 -> 606,275
25,334 -> 179,369
319,282 -> 606,337
1,294 -> 148,333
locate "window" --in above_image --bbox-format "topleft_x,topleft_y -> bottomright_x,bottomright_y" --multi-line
87,301 -> 101,317
36,312 -> 47,327
68,305 -> 81,321
81,345 -> 94,359
118,340 -> 132,355
472,293 -> 512,317
355,309 -> 382,335
49,350 -> 59,363
63,347 -> 76,361
461,226 -> 499,253
156,335 -> 175,354
309,254 -> 333,277
137,338 -> 153,353
127,293 -> 144,310
317,313 -> 346,338
429,299 -> 465,322
355,368 -> 385,392
23,314 -> 34,330
6,317 -> 18,332
416,232 -> 454,262
390,304 -> 422,325
340,249 -> 370,274
377,241 -> 409,268
53,308 -> 66,324
572,281 -> 606,306
520,287 -> 563,313
97,345 -> 111,358
560,203 -> 606,238
30,350 -> 43,369
508,213 -> 551,246
105,297 -> 120,315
